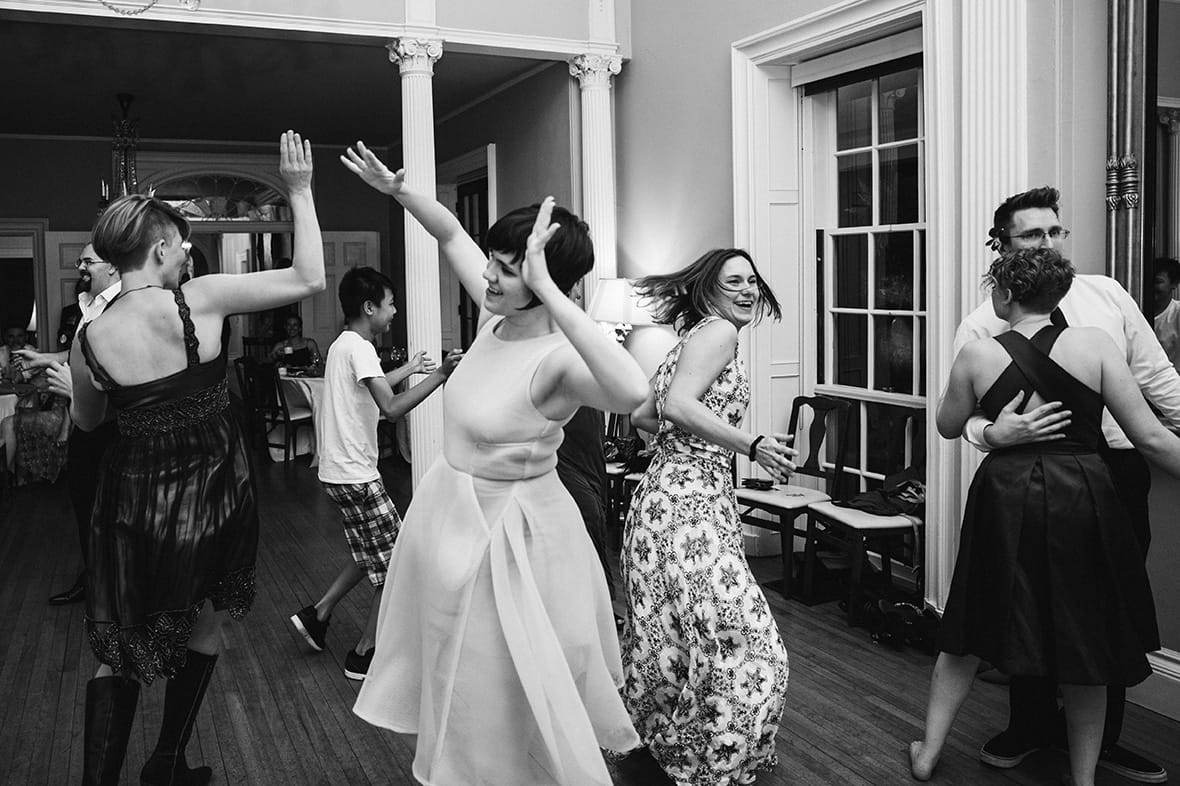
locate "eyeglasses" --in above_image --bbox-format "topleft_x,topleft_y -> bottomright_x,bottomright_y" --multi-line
1005,227 -> 1071,243
76,256 -> 102,267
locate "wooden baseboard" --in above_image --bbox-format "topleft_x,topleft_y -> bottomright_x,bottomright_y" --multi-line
1128,649 -> 1180,722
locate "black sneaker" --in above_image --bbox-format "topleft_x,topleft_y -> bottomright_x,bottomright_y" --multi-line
344,648 -> 374,681
290,606 -> 329,652
1097,745 -> 1167,783
980,730 -> 1042,768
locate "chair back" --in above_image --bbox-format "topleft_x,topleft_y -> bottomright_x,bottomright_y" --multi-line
787,395 -> 852,497
241,336 -> 272,362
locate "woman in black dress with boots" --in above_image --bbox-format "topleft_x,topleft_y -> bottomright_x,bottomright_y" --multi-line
70,131 -> 324,786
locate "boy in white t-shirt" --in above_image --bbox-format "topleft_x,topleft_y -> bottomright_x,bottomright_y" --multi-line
290,266 -> 460,680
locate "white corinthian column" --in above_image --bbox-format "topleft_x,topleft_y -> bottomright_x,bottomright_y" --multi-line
388,37 -> 443,487
569,54 -> 622,302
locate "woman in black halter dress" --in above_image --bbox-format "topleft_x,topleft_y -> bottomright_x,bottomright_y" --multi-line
69,131 -> 325,786
910,248 -> 1180,786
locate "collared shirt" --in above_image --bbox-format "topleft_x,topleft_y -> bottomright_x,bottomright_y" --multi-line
78,280 -> 122,327
954,273 -> 1180,451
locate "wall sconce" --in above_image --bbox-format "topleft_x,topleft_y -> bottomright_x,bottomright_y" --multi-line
589,278 -> 655,343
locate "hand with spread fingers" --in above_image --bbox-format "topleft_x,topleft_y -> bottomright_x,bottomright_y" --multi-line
753,432 -> 798,482
521,196 -> 562,299
340,141 -> 405,197
984,392 -> 1071,448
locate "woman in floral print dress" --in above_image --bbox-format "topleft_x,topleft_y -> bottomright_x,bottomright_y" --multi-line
622,248 -> 795,785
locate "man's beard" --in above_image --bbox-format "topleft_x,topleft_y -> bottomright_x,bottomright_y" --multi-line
80,273 -> 93,293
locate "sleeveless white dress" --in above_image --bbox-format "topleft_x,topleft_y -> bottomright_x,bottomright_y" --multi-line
354,318 -> 639,785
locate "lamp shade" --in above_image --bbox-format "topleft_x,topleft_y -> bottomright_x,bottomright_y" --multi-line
26,303 -> 37,333
588,278 -> 655,326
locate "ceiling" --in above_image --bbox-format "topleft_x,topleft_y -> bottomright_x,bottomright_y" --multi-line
0,14 -> 547,144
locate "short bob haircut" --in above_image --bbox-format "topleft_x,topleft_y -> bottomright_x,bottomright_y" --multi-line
339,266 -> 397,320
984,247 -> 1074,313
483,204 -> 593,309
634,248 -> 781,334
92,194 -> 191,274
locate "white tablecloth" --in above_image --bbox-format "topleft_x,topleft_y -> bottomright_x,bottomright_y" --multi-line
0,394 -> 16,453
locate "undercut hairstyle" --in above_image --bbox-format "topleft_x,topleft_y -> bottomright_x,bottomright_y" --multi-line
1155,257 -> 1180,285
339,266 -> 396,320
634,248 -> 782,335
987,186 -> 1061,250
484,204 -> 594,309
984,247 -> 1074,313
92,194 -> 191,273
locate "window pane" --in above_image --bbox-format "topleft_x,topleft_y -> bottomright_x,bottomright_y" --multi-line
874,315 -> 914,394
865,402 -> 920,477
875,232 -> 915,309
838,152 -> 873,227
879,144 -> 919,224
879,68 -> 920,143
834,314 -> 868,388
837,80 -> 872,150
834,234 -> 868,308
917,317 -> 927,395
918,231 -> 926,310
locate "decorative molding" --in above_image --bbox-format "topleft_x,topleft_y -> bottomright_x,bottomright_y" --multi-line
1160,107 -> 1180,133
790,26 -> 922,87
388,38 -> 443,77
568,54 -> 622,89
1128,648 -> 1180,721
732,0 -> 923,65
0,1 -> 620,60
135,151 -> 287,196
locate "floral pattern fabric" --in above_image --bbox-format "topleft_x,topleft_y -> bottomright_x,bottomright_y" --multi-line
622,316 -> 789,785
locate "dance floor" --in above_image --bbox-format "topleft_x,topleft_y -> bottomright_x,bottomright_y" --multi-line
1,455 -> 1176,785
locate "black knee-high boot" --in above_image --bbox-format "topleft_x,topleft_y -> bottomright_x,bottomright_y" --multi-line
82,675 -> 141,786
139,650 -> 218,786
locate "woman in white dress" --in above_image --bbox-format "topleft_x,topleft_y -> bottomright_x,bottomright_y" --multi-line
342,142 -> 648,785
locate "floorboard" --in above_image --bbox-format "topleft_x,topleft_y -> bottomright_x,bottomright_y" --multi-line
0,453 -> 1176,785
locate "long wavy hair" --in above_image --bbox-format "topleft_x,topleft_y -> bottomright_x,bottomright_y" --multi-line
633,248 -> 781,335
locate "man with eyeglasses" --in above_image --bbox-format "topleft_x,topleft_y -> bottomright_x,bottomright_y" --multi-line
17,243 -> 122,606
953,186 -> 1172,784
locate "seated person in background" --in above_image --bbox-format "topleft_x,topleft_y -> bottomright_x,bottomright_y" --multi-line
1152,257 -> 1180,373
269,314 -> 323,374
1,371 -> 70,484
0,326 -> 36,380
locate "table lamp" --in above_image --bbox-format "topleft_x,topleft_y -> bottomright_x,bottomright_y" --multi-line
588,278 -> 655,343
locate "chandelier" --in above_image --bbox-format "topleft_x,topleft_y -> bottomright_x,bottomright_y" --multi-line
97,0 -> 201,14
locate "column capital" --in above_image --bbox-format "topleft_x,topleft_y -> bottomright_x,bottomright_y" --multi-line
568,54 -> 622,89
1161,107 -> 1180,135
388,38 -> 443,76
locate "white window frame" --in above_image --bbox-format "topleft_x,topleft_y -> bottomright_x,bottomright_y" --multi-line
732,0 -> 959,611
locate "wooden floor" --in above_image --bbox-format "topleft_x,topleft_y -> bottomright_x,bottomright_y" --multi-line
1,455 -> 1177,785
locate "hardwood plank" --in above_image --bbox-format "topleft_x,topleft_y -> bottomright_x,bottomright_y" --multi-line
2,456 -> 1178,785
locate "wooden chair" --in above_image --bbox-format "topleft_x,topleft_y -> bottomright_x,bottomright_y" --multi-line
736,395 -> 852,599
241,336 -> 273,363
239,359 -> 313,462
801,404 -> 925,626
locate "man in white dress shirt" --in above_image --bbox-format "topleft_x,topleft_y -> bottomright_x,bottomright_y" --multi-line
954,187 -> 1172,783
19,244 -> 122,605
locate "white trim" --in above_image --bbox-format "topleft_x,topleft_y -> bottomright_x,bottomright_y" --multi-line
790,27 -> 922,87
435,147 -> 489,185
1127,649 -> 1180,722
733,0 -> 923,65
1160,96 -> 1180,109
0,133 -> 388,152
920,0 -> 959,613
0,1 -> 621,59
